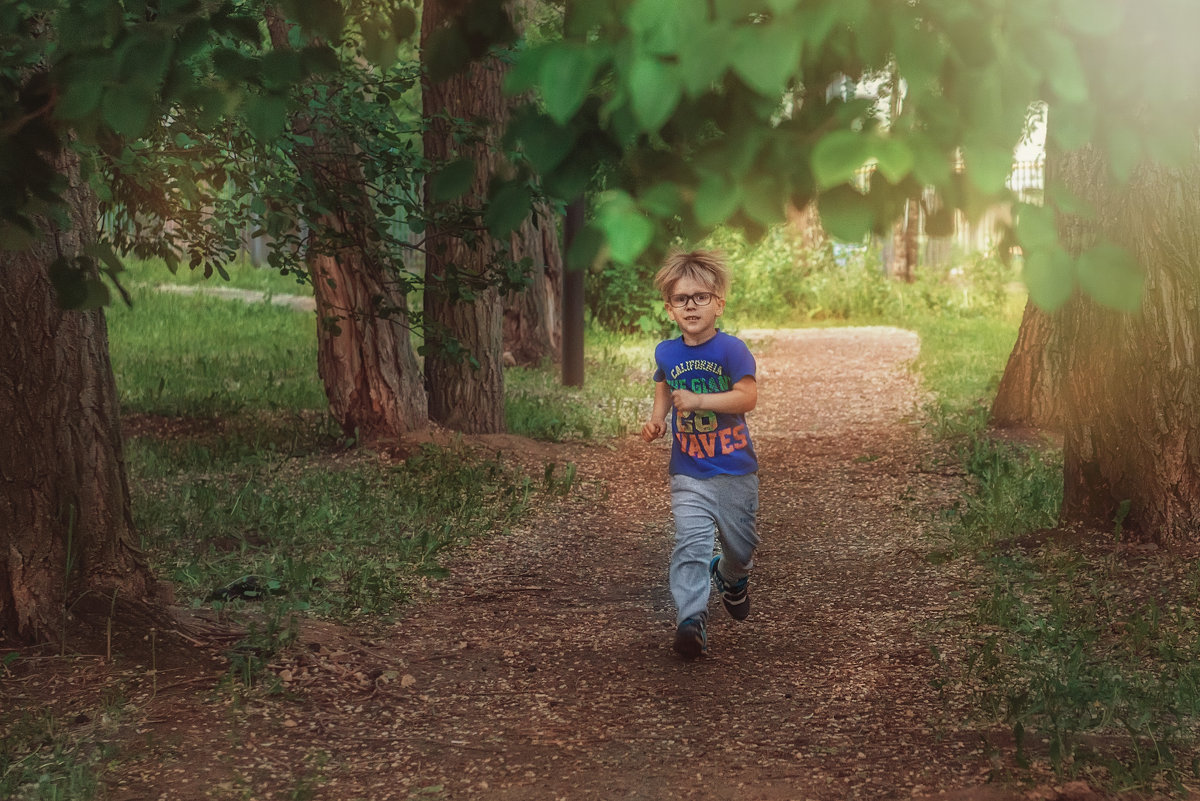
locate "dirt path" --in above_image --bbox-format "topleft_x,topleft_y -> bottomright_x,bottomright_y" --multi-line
99,327 -> 1028,799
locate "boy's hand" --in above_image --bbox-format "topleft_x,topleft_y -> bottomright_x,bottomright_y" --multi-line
671,389 -> 702,412
641,420 -> 667,442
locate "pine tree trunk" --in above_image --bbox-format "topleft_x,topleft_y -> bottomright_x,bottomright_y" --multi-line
0,145 -> 158,644
990,299 -> 1064,430
267,15 -> 427,441
1056,145 -> 1200,543
503,203 -> 562,366
420,0 -> 509,433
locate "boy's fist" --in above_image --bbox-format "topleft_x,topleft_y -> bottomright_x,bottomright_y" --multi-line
671,388 -> 701,412
641,420 -> 666,442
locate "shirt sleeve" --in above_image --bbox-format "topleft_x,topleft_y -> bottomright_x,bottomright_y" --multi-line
652,342 -> 666,382
725,337 -> 756,384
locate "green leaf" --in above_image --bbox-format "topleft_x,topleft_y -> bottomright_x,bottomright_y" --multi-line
485,181 -> 534,237
286,0 -> 345,39
363,26 -> 399,67
260,51 -> 304,91
596,191 -> 654,264
764,0 -> 800,12
961,141 -> 1013,195
626,0 -> 689,54
694,173 -> 741,227
243,93 -> 289,142
540,44 -> 604,125
817,185 -> 874,243
1077,243 -> 1142,312
54,78 -> 104,120
1047,102 -> 1095,152
811,130 -> 870,190
120,33 -> 173,87
391,6 -> 417,42
425,26 -> 470,82
640,182 -> 684,218
505,46 -> 544,95
873,138 -> 914,184
1060,0 -> 1123,37
0,220 -> 35,251
627,57 -> 680,133
1103,125 -> 1142,184
1039,31 -> 1089,105
741,176 -> 787,226
566,223 -> 606,272
1022,246 -> 1075,312
1014,203 -> 1058,250
729,21 -> 801,96
431,158 -> 477,203
677,23 -> 730,97
507,109 -> 576,174
101,84 -> 154,137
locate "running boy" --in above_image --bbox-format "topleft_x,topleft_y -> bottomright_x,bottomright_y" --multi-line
641,249 -> 759,659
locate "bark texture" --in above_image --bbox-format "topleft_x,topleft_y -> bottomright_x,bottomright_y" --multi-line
503,202 -> 562,366
267,16 -> 427,441
0,145 -> 157,644
420,0 -> 509,433
989,299 -> 1064,430
1056,145 -> 1200,544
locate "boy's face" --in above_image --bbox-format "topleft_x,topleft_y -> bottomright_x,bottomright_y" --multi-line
664,276 -> 725,345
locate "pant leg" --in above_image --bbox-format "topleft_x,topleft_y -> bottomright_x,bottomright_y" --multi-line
669,474 -> 717,625
712,472 -> 759,582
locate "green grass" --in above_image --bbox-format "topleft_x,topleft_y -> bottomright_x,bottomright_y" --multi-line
117,256 -> 312,295
132,441 -> 537,622
107,280 -> 326,417
0,708 -> 112,801
897,276 -> 1200,792
505,329 -> 656,440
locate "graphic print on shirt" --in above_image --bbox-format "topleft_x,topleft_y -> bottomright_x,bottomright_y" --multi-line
654,331 -> 758,478
665,370 -> 750,462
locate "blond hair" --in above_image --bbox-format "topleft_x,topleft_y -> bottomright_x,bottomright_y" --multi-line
653,249 -> 731,300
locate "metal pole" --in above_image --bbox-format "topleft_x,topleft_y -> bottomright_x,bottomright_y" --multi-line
562,198 -> 585,388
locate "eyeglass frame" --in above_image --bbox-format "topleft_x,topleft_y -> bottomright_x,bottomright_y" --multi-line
666,292 -> 720,308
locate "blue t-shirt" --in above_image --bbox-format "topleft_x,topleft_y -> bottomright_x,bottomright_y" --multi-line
653,330 -> 758,478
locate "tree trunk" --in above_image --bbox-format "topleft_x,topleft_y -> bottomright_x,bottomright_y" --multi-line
420,0 -> 509,433
503,202 -> 562,366
267,16 -> 427,441
990,299 -> 1065,430
0,145 -> 158,645
887,197 -> 920,282
1056,145 -> 1200,544
785,201 -> 825,250
500,0 -> 563,368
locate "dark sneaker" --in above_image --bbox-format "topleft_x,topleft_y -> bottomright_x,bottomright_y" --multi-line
672,616 -> 707,659
710,556 -> 750,621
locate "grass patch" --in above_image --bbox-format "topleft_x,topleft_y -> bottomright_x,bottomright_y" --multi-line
0,706 -> 113,801
505,329 -> 656,440
117,256 -> 312,295
107,281 -> 325,417
904,279 -> 1200,792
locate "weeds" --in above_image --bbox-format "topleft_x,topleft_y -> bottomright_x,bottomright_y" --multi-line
913,290 -> 1200,793
0,708 -> 110,801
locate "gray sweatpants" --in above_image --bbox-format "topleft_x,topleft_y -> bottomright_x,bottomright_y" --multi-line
669,472 -> 760,625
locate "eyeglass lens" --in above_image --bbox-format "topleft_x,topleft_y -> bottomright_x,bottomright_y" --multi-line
669,293 -> 713,307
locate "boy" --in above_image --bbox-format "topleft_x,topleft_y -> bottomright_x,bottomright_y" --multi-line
641,249 -> 759,659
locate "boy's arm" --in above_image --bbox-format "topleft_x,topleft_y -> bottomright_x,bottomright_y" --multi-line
641,380 -> 672,442
671,376 -> 757,415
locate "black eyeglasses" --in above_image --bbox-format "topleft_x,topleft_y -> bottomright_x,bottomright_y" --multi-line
667,292 -> 718,308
